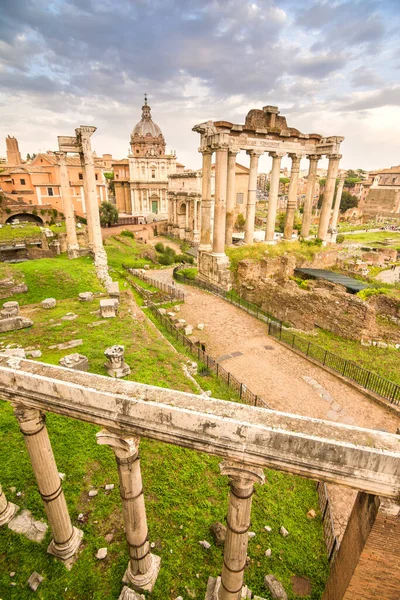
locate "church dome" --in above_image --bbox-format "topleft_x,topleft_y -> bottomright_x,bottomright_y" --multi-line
131,96 -> 163,138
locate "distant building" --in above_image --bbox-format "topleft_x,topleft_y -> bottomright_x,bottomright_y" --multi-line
359,165 -> 400,218
5,135 -> 22,166
113,96 -> 179,217
0,149 -> 107,217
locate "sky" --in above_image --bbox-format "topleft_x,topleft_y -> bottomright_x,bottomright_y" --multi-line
1,0 -> 400,173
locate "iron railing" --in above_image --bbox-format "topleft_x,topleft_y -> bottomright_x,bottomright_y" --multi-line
173,267 -> 400,407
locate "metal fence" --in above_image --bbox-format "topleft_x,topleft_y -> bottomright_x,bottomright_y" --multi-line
316,482 -> 340,563
126,268 -> 185,302
173,267 -> 400,407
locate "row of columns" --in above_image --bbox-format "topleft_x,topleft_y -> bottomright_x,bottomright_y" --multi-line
199,148 -> 343,253
1,403 -> 265,599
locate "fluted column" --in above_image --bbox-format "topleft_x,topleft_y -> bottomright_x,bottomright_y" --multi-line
76,126 -> 110,283
218,461 -> 265,600
55,151 -> 79,258
244,150 -> 262,245
213,146 -> 228,254
14,405 -> 82,560
225,149 -> 239,245
318,154 -> 342,242
199,150 -> 213,251
265,152 -> 285,242
97,430 -> 160,593
330,176 -> 345,232
0,484 -> 18,526
301,155 -> 320,239
283,153 -> 302,241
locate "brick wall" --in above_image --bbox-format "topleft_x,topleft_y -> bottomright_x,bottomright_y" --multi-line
322,493 -> 400,600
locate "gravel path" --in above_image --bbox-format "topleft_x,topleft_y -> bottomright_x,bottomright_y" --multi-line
148,267 -> 399,539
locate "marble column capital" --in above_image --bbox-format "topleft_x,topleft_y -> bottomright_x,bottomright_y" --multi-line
13,405 -> 45,433
269,151 -> 286,159
54,150 -> 67,164
306,154 -> 320,162
212,144 -> 229,152
327,154 -> 342,161
246,149 -> 264,157
288,152 -> 302,162
96,429 -> 140,461
228,146 -> 240,156
75,125 -> 97,141
199,148 -> 213,156
220,460 -> 265,489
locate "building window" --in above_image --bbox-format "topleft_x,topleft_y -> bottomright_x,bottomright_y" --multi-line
95,174 -> 98,180
20,178 -> 26,185
47,188 -> 54,196
152,169 -> 156,179
136,149 -> 139,154
236,192 -> 244,204
79,173 -> 83,180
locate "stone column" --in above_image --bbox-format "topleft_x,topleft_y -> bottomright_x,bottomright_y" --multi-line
265,152 -> 285,242
97,430 -> 160,593
318,154 -> 342,243
330,176 -> 345,233
213,146 -> 228,255
0,484 -> 18,526
14,405 -> 82,559
55,151 -> 80,258
283,153 -> 302,241
214,461 -> 265,600
301,155 -> 319,239
225,149 -> 239,246
193,198 -> 200,244
244,150 -> 262,245
76,126 -> 110,283
199,150 -> 213,251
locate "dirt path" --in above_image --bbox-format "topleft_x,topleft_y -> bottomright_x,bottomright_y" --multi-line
148,268 -> 399,539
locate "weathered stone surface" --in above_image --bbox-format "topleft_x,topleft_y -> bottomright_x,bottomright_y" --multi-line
184,325 -> 193,335
199,540 -> 211,549
280,526 -> 289,537
79,292 -> 94,302
61,313 -> 78,321
27,572 -> 44,592
0,301 -> 19,318
107,281 -> 120,298
88,490 -> 98,498
158,308 -> 167,315
49,339 -> 83,351
3,348 -> 26,358
59,353 -> 89,371
197,323 -> 205,330
264,525 -> 272,532
26,350 -> 42,358
100,299 -> 116,318
0,316 -> 33,333
306,509 -> 316,519
104,345 -> 131,378
291,575 -> 311,597
265,548 -> 272,557
118,586 -> 145,600
8,510 -> 48,542
105,484 -> 114,491
264,574 -> 288,599
96,547 -> 107,559
41,298 -> 56,309
210,521 -> 226,546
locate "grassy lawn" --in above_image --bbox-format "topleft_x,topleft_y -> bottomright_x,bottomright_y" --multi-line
342,231 -> 400,248
0,223 -> 66,242
0,249 -> 330,599
226,241 -> 330,275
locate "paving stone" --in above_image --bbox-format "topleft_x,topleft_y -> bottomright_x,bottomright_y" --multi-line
48,339 -> 83,351
327,410 -> 339,420
330,402 -> 342,412
231,351 -> 243,357
341,416 -> 356,425
27,572 -> 44,592
291,575 -> 311,597
8,510 -> 48,543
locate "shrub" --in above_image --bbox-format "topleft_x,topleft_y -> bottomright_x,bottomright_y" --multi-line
336,234 -> 345,244
40,209 -> 46,215
5,208 -> 11,214
32,208 -> 38,216
158,253 -> 175,266
235,213 -> 246,231
154,242 -> 165,252
164,245 -> 176,256
121,230 -> 135,238
314,237 -> 323,246
179,267 -> 197,279
52,208 -> 58,217
357,287 -> 387,301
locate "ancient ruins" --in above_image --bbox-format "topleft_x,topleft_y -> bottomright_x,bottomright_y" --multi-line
192,106 -> 344,289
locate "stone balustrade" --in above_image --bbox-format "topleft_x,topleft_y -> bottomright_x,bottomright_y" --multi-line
0,355 -> 399,599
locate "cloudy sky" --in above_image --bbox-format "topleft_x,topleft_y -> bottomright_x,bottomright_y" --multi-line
1,0 -> 399,172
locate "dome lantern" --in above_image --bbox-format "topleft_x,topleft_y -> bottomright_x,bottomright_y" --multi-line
130,95 -> 166,157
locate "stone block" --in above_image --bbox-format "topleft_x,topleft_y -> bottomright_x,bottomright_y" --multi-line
264,574 -> 288,599
59,353 -> 89,371
100,299 -> 117,318
8,509 -> 48,542
197,323 -> 205,330
184,325 -> 193,335
41,298 -> 56,309
26,350 -> 42,358
0,301 -> 19,318
49,339 -> 83,351
210,521 -> 226,546
107,281 -> 120,298
118,586 -> 145,600
3,348 -> 26,358
158,308 -> 167,315
0,317 -> 33,333
61,313 -> 78,321
104,345 -> 131,378
79,292 -> 94,302
27,572 -> 44,592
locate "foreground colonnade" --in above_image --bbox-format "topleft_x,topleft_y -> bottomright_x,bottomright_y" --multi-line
193,106 -> 344,289
0,356 -> 399,600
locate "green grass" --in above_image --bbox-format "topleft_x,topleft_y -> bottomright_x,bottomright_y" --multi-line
226,241 -> 328,274
0,223 -> 66,242
342,231 -> 400,247
0,247 -> 330,599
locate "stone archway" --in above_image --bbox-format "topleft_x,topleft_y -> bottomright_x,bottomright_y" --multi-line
6,212 -> 43,225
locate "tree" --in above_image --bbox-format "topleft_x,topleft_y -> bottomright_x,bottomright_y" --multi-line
99,201 -> 118,227
340,191 -> 359,213
235,213 -> 246,231
104,172 -> 115,195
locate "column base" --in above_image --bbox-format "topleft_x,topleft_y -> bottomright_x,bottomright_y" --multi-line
122,553 -> 161,593
264,239 -> 277,245
193,230 -> 200,245
197,250 -> 232,291
0,502 -> 19,526
199,244 -> 212,252
67,246 -> 80,259
47,526 -> 83,561
205,577 -> 260,599
118,586 -> 145,600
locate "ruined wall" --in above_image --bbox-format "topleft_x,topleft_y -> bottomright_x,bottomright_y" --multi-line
240,276 -> 376,340
363,188 -> 400,217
